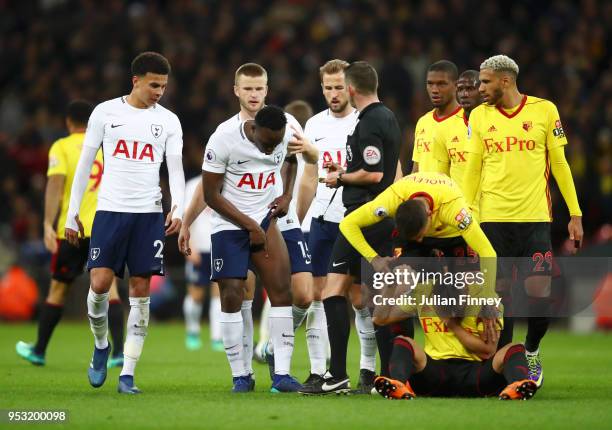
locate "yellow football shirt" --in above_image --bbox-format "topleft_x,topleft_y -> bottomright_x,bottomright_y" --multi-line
411,106 -> 463,172
339,172 -> 498,296
47,133 -> 103,237
465,95 -> 568,222
422,106 -> 484,237
340,172 -> 495,258
400,283 -> 503,361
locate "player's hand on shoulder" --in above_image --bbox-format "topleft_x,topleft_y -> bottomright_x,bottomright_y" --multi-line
288,124 -> 318,163
165,205 -> 182,236
178,224 -> 191,256
43,222 -> 58,253
64,214 -> 84,247
269,195 -> 291,218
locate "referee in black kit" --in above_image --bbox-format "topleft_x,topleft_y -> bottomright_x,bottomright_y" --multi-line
299,61 -> 401,395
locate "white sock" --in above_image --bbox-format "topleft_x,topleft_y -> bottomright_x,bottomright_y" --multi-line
292,304 -> 308,331
241,300 -> 254,375
269,306 -> 294,375
209,296 -> 222,341
183,295 -> 202,335
353,306 -> 377,372
87,288 -> 109,350
120,297 -> 150,377
221,311 -> 246,377
257,298 -> 271,349
306,301 -> 327,376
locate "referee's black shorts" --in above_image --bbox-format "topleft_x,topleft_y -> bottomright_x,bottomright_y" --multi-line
409,355 -> 506,397
327,217 -> 395,283
50,238 -> 90,283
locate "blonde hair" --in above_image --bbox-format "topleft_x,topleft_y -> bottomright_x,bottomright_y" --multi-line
480,55 -> 519,77
235,63 -> 268,85
319,59 -> 349,80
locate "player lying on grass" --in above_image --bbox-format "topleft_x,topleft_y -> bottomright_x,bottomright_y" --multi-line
371,276 -> 537,400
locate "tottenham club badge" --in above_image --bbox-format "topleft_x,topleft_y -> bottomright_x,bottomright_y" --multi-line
151,124 -> 163,138
214,259 -> 224,272
274,152 -> 283,164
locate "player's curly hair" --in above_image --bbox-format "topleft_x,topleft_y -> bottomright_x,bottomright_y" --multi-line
255,105 -> 287,131
131,51 -> 171,76
480,55 -> 519,77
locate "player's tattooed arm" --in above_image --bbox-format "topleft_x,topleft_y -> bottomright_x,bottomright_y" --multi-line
203,171 -> 266,248
270,154 -> 297,218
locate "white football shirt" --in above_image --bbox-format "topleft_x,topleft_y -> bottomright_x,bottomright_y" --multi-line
211,111 -> 303,233
304,108 -> 359,223
184,176 -> 212,253
83,96 -> 183,213
202,121 -> 290,234
275,113 -> 302,233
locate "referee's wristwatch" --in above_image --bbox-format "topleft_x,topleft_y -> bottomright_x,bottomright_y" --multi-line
336,172 -> 344,187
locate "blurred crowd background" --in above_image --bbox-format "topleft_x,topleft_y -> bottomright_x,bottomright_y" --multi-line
0,0 -> 610,311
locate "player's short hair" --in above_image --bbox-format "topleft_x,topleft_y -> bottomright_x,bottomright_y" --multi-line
255,105 -> 287,131
284,100 -> 313,129
66,100 -> 94,126
131,51 -> 171,76
319,59 -> 350,80
345,61 -> 378,95
459,69 -> 480,82
480,54 -> 519,77
235,63 -> 268,85
428,60 -> 458,81
395,199 -> 429,240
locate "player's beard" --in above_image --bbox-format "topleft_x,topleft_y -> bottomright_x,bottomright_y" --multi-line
486,88 -> 504,106
329,100 -> 349,113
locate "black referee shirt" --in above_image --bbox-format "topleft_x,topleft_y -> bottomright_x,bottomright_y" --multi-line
342,102 -> 401,211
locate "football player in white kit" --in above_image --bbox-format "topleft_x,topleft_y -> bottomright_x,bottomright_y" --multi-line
182,176 -> 222,352
202,105 -> 302,393
178,64 -> 323,385
65,52 -> 185,395
297,60 -> 378,394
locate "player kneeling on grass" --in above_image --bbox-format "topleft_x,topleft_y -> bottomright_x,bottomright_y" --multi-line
371,267 -> 537,401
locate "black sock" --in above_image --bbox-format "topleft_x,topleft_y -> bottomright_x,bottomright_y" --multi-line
502,344 -> 529,382
374,323 -> 392,377
389,336 -> 415,383
498,294 -> 514,349
108,300 -> 125,356
376,319 -> 414,377
34,302 -> 63,356
525,298 -> 551,352
323,296 -> 350,379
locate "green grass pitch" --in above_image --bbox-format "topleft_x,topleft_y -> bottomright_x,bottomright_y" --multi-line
1,322 -> 611,429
